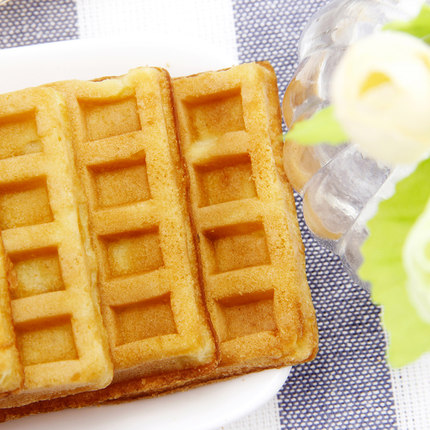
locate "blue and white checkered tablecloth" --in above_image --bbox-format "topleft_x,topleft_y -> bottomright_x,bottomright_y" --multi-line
1,1 -> 429,429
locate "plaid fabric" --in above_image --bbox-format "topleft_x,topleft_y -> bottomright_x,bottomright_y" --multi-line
0,0 -> 78,49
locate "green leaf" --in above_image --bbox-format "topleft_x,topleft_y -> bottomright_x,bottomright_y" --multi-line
284,106 -> 348,146
383,4 -> 430,42
359,158 -> 430,367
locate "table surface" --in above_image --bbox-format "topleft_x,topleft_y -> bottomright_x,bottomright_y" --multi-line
1,1 -> 429,429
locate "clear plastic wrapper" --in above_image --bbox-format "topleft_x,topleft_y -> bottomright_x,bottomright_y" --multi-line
283,0 -> 425,283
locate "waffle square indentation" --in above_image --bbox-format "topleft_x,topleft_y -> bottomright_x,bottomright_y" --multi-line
0,179 -> 53,230
0,112 -> 42,161
113,293 -> 177,346
16,317 -> 78,366
185,89 -> 245,142
204,222 -> 270,273
80,96 -> 141,141
9,247 -> 64,299
101,227 -> 164,278
89,158 -> 151,208
218,291 -> 276,341
195,153 -> 256,207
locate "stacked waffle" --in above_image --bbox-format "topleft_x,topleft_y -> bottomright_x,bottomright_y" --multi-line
0,63 -> 318,421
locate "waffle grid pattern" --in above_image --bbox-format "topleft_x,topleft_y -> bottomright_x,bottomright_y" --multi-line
52,69 -> 214,381
0,87 -> 111,407
173,63 -> 317,373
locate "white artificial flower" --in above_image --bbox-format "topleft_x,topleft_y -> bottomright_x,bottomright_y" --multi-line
331,31 -> 430,165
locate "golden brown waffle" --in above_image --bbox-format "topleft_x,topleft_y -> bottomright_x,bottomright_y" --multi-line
0,87 -> 113,408
0,63 -> 317,421
48,68 -> 216,392
0,240 -> 22,394
172,62 -> 318,377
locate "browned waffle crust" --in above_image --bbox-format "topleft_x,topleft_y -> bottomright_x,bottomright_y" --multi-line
0,63 -> 317,421
172,62 -> 318,379
0,87 -> 113,408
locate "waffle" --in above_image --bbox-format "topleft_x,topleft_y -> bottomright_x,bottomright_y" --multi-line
0,63 -> 317,421
0,239 -> 22,394
172,62 -> 318,377
0,87 -> 113,408
48,68 -> 216,394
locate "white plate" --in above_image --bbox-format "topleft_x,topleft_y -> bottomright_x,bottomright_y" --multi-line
0,38 -> 237,91
0,39 -> 290,430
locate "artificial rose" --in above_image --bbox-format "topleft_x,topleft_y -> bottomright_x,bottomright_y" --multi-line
331,31 -> 430,165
